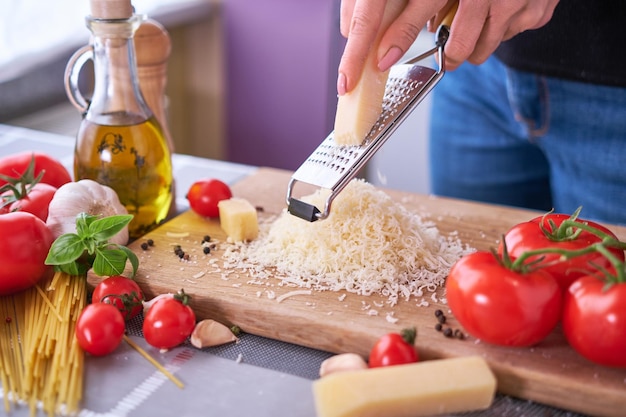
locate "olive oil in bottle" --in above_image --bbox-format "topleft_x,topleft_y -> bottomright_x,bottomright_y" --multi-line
65,0 -> 173,238
74,116 -> 172,237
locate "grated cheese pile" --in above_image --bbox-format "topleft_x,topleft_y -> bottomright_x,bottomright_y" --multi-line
222,179 -> 474,306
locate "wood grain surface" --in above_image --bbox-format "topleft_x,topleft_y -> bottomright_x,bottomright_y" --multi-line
126,167 -> 626,417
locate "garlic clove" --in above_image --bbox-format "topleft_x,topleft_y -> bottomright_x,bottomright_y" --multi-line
142,293 -> 173,315
319,353 -> 368,377
190,319 -> 239,349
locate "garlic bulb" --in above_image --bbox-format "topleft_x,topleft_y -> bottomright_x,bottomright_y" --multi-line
46,179 -> 129,245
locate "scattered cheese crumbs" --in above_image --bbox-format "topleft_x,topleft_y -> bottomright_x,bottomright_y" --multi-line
338,294 -> 347,302
367,310 -> 378,316
166,231 -> 190,238
222,180 -> 474,306
192,271 -> 205,279
276,290 -> 313,303
385,312 -> 399,324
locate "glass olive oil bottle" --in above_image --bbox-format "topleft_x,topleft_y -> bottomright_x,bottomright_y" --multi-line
65,3 -> 173,239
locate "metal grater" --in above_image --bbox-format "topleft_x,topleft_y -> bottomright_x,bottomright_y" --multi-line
286,24 -> 450,222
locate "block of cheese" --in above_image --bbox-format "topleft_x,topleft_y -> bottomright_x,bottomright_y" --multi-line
313,356 -> 496,417
333,0 -> 407,146
218,198 -> 259,242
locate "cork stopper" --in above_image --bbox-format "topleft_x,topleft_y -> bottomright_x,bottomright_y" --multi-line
90,0 -> 134,19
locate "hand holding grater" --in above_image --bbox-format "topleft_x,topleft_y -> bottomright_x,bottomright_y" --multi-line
286,23 -> 451,222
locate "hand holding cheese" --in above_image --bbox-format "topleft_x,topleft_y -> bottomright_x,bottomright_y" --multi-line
313,356 -> 496,417
333,0 -> 407,146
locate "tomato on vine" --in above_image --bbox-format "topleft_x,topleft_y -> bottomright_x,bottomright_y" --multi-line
92,275 -> 144,320
562,254 -> 626,368
369,327 -> 418,368
0,151 -> 71,189
143,289 -> 196,349
446,250 -> 562,347
0,154 -> 59,221
500,209 -> 625,292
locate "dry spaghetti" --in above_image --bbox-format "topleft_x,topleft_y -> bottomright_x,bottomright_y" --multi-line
0,271 -> 86,416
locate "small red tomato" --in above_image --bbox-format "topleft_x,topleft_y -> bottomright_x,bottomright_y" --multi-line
92,275 -> 144,320
446,251 -> 562,347
562,274 -> 626,368
368,328 -> 418,368
1,182 -> 57,221
143,290 -> 196,349
75,303 -> 125,356
501,213 -> 625,292
186,179 -> 232,218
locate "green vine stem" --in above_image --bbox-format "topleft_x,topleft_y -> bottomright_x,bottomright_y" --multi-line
501,214 -> 626,285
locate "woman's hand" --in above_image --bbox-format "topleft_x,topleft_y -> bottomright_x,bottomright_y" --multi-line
337,0 -> 560,95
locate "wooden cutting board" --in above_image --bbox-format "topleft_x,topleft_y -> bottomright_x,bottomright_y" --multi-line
126,167 -> 626,417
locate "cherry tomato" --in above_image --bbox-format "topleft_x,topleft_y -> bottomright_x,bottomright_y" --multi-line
1,182 -> 57,221
142,291 -> 196,349
75,303 -> 126,356
562,274 -> 626,368
446,251 -> 562,347
92,275 -> 144,320
0,151 -> 71,189
368,328 -> 418,368
0,211 -> 54,295
186,179 -> 232,218
501,213 -> 625,292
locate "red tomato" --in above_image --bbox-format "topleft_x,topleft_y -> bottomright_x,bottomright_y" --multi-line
1,182 -> 57,221
446,251 -> 562,347
143,292 -> 196,349
501,213 -> 625,292
186,179 -> 232,218
369,328 -> 418,368
92,275 -> 144,320
75,303 -> 126,356
0,151 -> 71,189
0,211 -> 54,295
562,274 -> 626,368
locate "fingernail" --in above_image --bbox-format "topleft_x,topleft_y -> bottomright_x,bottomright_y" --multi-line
337,72 -> 347,96
378,46 -> 403,71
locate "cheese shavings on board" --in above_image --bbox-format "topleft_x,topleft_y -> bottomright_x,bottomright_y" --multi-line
222,180 -> 474,305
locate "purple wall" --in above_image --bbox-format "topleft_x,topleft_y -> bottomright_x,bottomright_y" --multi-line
224,0 -> 344,170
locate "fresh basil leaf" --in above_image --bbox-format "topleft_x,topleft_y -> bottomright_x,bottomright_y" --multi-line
89,214 -> 133,241
57,260 -> 88,276
45,234 -> 85,265
83,237 -> 98,255
93,247 -> 128,276
75,212 -> 91,237
118,245 -> 139,277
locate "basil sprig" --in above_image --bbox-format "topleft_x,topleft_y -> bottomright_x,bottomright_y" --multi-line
45,212 -> 139,277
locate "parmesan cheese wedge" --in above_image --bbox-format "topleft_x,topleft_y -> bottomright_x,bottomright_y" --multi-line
218,198 -> 259,242
333,0 -> 407,146
313,356 -> 496,417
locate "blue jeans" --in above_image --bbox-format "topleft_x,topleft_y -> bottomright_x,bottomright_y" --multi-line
429,55 -> 626,225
